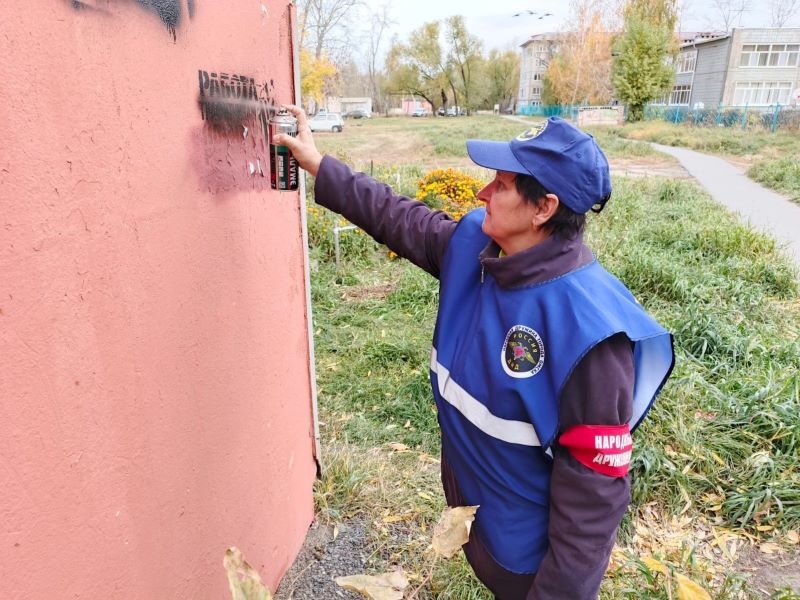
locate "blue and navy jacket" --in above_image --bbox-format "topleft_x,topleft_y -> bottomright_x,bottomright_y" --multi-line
429,209 -> 674,574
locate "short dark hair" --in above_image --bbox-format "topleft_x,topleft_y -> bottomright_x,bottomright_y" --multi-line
514,173 -> 586,239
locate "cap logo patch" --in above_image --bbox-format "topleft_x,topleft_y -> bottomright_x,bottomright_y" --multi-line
516,121 -> 548,141
501,325 -> 545,378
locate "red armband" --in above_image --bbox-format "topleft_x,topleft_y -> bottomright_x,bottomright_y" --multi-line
559,424 -> 633,477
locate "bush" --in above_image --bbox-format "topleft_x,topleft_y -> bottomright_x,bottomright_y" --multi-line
415,168 -> 484,219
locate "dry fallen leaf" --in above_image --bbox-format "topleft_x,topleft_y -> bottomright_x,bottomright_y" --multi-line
383,515 -> 406,523
431,505 -> 479,558
606,547 -> 628,573
675,573 -> 711,600
759,542 -> 781,554
388,443 -> 410,453
786,530 -> 799,545
224,547 -> 272,600
335,570 -> 409,600
642,556 -> 669,575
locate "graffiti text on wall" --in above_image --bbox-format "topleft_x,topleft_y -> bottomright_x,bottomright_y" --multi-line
193,70 -> 281,194
69,0 -> 196,41
197,70 -> 278,132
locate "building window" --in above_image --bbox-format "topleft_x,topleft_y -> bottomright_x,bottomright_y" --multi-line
533,73 -> 542,81
739,44 -> 799,67
669,84 -> 692,105
733,81 -> 793,105
676,50 -> 697,73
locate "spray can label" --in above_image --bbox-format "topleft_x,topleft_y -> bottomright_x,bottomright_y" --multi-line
268,111 -> 299,191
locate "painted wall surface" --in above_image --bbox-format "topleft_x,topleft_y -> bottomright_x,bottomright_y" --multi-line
0,2 -> 317,598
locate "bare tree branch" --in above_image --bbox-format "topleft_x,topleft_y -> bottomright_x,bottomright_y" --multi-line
707,0 -> 752,31
769,0 -> 800,26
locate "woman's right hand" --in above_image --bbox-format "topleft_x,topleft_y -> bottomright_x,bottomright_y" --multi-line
273,105 -> 324,177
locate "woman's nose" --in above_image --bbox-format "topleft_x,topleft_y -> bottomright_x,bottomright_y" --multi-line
477,181 -> 495,203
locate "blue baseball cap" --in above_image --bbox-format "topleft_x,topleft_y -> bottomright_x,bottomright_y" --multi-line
466,117 -> 612,214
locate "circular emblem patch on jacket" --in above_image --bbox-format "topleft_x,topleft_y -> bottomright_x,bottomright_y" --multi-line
501,325 -> 545,378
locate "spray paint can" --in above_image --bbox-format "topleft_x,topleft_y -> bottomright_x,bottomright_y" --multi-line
268,110 -> 299,191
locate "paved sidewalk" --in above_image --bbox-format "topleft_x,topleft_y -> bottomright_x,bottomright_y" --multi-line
651,143 -> 800,269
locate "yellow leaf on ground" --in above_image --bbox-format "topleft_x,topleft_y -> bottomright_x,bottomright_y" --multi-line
418,453 -> 439,464
431,505 -> 479,558
642,557 -> 669,575
388,443 -> 409,452
786,530 -> 799,545
675,573 -> 711,600
606,547 -> 628,573
383,515 -> 405,523
223,547 -> 272,600
335,570 -> 409,600
759,542 -> 781,554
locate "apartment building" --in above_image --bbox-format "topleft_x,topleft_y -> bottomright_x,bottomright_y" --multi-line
666,28 -> 800,108
518,33 -> 560,109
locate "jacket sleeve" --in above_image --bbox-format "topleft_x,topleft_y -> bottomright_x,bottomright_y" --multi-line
313,155 -> 457,278
527,333 -> 635,600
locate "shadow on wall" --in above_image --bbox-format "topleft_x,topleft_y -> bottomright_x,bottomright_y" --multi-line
69,0 -> 196,40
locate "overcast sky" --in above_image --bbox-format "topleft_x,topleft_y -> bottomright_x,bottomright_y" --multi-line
374,0 -> 800,53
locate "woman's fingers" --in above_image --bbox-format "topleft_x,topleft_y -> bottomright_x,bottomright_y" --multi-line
280,104 -> 308,128
272,107 -> 323,177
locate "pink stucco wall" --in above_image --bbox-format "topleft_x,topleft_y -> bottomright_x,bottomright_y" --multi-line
0,2 -> 317,598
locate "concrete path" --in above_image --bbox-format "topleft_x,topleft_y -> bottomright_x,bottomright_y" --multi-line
651,143 -> 800,269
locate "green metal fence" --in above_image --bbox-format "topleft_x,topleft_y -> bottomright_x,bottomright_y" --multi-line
644,104 -> 800,132
516,103 -> 800,132
516,104 -> 581,120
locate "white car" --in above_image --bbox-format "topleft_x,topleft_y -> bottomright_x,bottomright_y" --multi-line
308,113 -> 344,133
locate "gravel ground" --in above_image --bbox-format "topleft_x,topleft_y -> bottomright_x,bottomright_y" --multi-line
275,521 -> 369,600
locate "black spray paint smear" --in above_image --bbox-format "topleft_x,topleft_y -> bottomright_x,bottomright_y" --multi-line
197,70 -> 278,134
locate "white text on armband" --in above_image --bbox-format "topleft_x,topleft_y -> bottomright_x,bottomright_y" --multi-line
594,433 -> 633,450
592,450 -> 632,467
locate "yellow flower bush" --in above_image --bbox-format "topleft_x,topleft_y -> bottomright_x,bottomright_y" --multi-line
415,168 -> 484,220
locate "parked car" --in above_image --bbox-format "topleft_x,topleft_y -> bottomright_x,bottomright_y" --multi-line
410,108 -> 430,117
436,107 -> 446,116
446,106 -> 467,117
308,112 -> 343,132
345,109 -> 371,119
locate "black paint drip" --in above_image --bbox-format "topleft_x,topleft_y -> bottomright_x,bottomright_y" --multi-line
136,0 -> 180,39
68,0 -> 196,40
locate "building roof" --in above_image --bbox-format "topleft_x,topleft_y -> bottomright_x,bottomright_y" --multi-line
679,31 -> 729,48
520,33 -> 561,47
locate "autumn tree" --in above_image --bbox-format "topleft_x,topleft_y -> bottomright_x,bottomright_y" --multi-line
384,22 -> 450,113
481,49 -> 520,111
297,0 -> 363,59
545,0 -> 615,105
300,49 -> 337,109
613,0 -> 677,121
444,16 -> 484,111
365,4 -> 394,113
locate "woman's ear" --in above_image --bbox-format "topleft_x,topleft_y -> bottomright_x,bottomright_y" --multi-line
531,193 -> 560,228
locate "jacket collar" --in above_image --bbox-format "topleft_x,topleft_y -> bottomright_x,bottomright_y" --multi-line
479,231 -> 594,289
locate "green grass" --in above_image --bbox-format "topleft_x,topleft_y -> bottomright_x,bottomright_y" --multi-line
306,119 -> 800,598
314,115 -> 673,167
617,121 -> 800,158
748,156 -> 800,205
